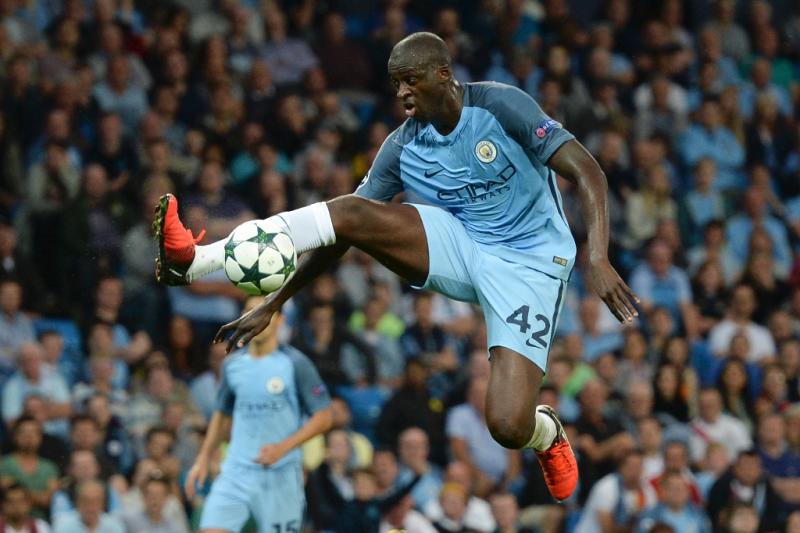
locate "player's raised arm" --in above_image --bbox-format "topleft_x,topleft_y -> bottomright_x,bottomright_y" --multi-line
546,140 -> 640,323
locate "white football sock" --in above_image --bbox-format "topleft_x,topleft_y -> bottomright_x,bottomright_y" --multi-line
184,203 -> 336,281
525,408 -> 558,451
275,202 -> 337,254
186,239 -> 227,281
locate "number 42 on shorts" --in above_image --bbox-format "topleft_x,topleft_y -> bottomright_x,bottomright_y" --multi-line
506,305 -> 551,348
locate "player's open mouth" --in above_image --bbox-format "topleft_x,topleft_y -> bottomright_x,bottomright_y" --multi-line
403,102 -> 416,117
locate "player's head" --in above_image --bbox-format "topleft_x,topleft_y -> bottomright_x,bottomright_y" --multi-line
243,295 -> 283,346
388,32 -> 454,123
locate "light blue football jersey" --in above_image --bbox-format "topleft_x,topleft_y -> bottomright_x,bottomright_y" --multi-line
356,81 -> 577,281
215,345 -> 331,471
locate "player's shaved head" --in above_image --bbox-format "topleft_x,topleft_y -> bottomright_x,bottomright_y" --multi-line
388,32 -> 451,71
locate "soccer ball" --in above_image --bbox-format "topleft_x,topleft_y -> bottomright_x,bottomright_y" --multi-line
223,220 -> 297,295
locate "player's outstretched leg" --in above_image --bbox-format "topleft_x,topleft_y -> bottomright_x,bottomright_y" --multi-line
154,193 -> 430,286
486,347 -> 578,501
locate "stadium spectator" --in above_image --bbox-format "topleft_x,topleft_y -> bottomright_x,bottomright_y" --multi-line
84,394 -> 135,476
0,417 -> 59,518
424,461 -> 496,533
52,479 -> 124,533
188,342 -> 225,422
303,397 -> 373,471
574,450 -> 657,533
121,459 -> 188,532
397,426 -> 443,511
122,473 -> 188,533
489,491 -> 535,533
706,450 -> 785,531
635,471 -> 711,533
709,284 -> 776,361
629,239 -> 693,329
431,482 -> 471,532
649,440 -> 703,506
0,483 -> 51,533
67,416 -> 117,479
756,413 -> 800,509
689,388 -> 752,463
50,450 -> 121,520
446,376 -> 521,497
0,279 -> 34,372
305,429 -> 354,531
2,342 -> 71,438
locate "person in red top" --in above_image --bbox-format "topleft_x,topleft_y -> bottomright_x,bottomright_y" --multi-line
649,440 -> 703,506
0,483 -> 51,533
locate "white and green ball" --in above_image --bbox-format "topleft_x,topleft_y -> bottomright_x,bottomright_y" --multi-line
223,220 -> 297,295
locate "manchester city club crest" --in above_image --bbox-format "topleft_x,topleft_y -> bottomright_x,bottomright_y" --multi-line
266,377 -> 285,394
475,140 -> 497,163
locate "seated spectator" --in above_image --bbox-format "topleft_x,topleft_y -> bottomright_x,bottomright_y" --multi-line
726,187 -> 792,275
689,388 -> 752,464
400,292 -> 459,397
2,395 -> 68,470
635,472 -> 711,533
381,493 -> 437,533
638,417 -> 665,479
678,96 -> 745,192
446,376 -> 520,497
397,427 -> 443,511
72,355 -> 129,417
681,159 -> 726,243
92,55 -> 148,134
623,166 -> 677,250
432,482 -> 472,532
140,427 -> 181,482
575,379 -> 635,495
706,450 -> 785,531
305,429 -> 354,531
347,296 -> 405,387
687,220 -> 741,285
0,483 -> 51,533
424,461 -> 496,533
68,415 -> 118,478
51,450 -> 122,520
336,467 -> 425,533
578,296 -> 624,363
53,479 -> 125,533
708,284 -> 776,362
738,58 -> 793,120
756,413 -> 800,509
259,9 -> 318,86
0,223 -> 45,314
0,417 -> 59,519
489,491 -> 535,533
629,240 -> 693,329
695,443 -> 733,500
189,343 -> 226,423
754,364 -> 792,417
2,342 -> 71,438
617,330 -> 654,391
122,472 -> 188,533
0,280 -> 35,371
303,397 -> 373,471
120,459 -> 189,532
649,440 -> 703,507
575,450 -> 657,533
84,394 -> 135,476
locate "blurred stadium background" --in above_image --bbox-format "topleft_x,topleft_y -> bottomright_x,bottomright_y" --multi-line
1,0 -> 800,532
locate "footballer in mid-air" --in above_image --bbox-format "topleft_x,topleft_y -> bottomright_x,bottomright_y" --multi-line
155,31 -> 639,504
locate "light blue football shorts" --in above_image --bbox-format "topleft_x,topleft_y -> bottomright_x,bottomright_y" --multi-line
200,462 -> 304,533
412,204 -> 568,371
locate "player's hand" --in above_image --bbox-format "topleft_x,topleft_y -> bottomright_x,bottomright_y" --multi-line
585,258 -> 640,323
185,460 -> 209,500
214,295 -> 280,353
256,442 -> 289,467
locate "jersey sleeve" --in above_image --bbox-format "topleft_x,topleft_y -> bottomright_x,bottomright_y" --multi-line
354,127 -> 405,200
214,359 -> 236,416
474,82 -> 575,164
289,349 -> 332,417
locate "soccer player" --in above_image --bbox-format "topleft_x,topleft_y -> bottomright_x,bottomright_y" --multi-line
158,32 -> 639,501
184,296 -> 333,533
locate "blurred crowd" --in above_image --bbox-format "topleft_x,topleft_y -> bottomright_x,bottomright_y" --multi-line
1,0 -> 800,532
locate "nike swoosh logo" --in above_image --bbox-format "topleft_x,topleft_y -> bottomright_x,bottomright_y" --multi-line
425,166 -> 444,177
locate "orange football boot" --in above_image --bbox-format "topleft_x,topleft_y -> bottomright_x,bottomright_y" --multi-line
535,405 -> 579,501
153,194 -> 205,285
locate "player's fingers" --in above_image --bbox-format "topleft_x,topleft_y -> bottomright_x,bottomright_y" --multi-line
234,325 -> 263,349
226,327 -> 246,353
602,295 -> 626,323
214,319 -> 239,344
620,280 -> 641,304
615,286 -> 639,318
604,291 -> 630,322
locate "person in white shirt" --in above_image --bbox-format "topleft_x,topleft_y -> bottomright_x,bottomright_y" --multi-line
52,480 -> 124,533
689,389 -> 752,463
708,284 -> 776,362
380,494 -> 437,533
423,461 -> 496,532
575,450 -> 658,533
0,483 -> 51,533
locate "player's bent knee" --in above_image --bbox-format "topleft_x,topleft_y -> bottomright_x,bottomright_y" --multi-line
486,412 -> 533,449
